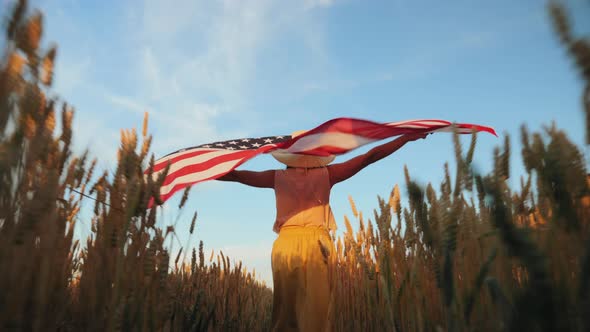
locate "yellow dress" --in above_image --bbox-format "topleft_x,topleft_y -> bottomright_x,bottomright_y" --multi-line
271,167 -> 337,332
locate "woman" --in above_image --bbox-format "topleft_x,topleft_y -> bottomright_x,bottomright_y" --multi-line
217,131 -> 428,331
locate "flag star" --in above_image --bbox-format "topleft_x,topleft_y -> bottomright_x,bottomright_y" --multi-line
215,143 -> 224,146
239,145 -> 249,149
252,142 -> 261,147
202,144 -> 211,148
229,141 -> 237,145
276,136 -> 284,139
264,138 -> 273,143
242,138 -> 250,142
227,147 -> 235,150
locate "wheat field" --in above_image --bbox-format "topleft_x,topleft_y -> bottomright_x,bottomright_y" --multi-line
1,0 -> 588,331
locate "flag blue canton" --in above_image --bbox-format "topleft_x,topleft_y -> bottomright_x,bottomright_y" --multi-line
164,135 -> 292,157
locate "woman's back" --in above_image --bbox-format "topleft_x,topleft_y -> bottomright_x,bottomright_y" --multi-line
273,167 -> 336,233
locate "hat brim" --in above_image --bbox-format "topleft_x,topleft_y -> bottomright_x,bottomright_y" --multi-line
271,150 -> 335,168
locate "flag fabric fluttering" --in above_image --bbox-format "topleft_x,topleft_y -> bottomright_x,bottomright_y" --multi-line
148,117 -> 496,205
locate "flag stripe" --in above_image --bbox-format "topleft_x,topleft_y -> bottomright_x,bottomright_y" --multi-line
283,132 -> 378,154
274,145 -> 355,156
153,150 -> 246,180
386,119 -> 450,126
159,158 -> 247,200
153,149 -> 215,173
158,150 -> 256,188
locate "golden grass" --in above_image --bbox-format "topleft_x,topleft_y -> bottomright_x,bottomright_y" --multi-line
0,2 -> 271,331
331,126 -> 589,330
1,0 -> 589,331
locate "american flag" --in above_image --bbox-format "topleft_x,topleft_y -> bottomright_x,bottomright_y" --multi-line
149,117 -> 496,205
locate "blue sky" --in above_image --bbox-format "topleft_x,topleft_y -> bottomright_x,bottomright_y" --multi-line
18,0 -> 590,285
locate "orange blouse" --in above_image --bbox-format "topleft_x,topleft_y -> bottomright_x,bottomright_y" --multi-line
273,167 -> 337,233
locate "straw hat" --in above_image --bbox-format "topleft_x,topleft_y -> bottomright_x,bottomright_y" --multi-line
271,130 -> 335,168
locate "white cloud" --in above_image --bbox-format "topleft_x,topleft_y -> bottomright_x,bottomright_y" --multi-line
105,94 -> 151,115
140,48 -> 165,101
140,0 -> 209,45
95,0 -> 342,158
54,56 -> 92,96
150,101 -> 224,152
166,0 -> 274,104
104,91 -> 224,155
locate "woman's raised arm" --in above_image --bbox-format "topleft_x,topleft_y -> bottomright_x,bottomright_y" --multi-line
327,132 -> 428,186
216,170 -> 275,188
